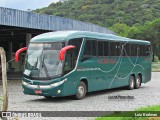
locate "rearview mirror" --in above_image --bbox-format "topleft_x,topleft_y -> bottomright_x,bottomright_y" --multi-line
15,47 -> 27,62
59,45 -> 76,61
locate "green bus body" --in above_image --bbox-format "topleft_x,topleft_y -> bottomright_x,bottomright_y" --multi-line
22,31 -> 152,98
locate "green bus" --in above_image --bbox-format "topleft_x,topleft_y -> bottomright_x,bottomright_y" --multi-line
15,31 -> 152,100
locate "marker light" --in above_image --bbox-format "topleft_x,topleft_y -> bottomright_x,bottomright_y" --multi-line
57,90 -> 61,94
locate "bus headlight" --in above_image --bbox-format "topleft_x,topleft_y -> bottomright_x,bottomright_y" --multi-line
50,78 -> 67,87
22,81 -> 28,86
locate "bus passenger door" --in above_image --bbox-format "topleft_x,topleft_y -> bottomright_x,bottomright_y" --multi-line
63,38 -> 83,95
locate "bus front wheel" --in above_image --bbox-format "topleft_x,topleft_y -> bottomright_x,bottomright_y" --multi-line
74,81 -> 86,100
135,75 -> 141,89
128,76 -> 135,90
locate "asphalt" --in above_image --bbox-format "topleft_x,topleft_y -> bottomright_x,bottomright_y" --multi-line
0,72 -> 160,120
0,72 -> 23,80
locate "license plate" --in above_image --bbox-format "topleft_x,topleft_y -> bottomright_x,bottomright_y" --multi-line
23,69 -> 31,76
35,90 -> 42,94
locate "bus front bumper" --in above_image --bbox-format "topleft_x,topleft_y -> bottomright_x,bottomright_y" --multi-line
22,79 -> 67,97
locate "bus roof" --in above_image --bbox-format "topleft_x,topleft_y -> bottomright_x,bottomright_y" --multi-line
31,31 -> 150,44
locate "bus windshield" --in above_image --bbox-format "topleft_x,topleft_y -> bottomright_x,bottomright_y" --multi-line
24,42 -> 65,79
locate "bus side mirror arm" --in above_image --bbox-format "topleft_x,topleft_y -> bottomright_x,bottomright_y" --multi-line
59,45 -> 76,61
15,47 -> 27,62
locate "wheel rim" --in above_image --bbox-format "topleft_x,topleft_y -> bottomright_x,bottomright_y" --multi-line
137,77 -> 140,87
130,78 -> 134,88
78,86 -> 84,97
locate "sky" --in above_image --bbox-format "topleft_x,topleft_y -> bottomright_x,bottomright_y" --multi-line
0,0 -> 59,11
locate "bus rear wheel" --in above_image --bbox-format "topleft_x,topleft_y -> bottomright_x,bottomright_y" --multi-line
135,75 -> 141,89
74,81 -> 86,100
128,76 -> 135,90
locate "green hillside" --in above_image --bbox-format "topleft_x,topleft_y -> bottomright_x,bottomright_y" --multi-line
34,0 -> 160,27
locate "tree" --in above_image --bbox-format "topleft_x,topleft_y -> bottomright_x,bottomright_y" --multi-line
127,19 -> 160,61
110,18 -> 160,61
109,23 -> 130,37
33,0 -> 160,28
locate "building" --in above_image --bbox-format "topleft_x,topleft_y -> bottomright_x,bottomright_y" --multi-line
0,7 -> 114,73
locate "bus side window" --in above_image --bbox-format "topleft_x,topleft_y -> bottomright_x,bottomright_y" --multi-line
123,43 -> 130,56
131,44 -> 137,56
146,45 -> 151,56
139,44 -> 146,56
97,40 -> 110,57
92,40 -> 97,56
83,39 -> 109,59
110,42 -> 121,56
98,41 -> 104,56
143,45 -> 146,56
104,41 -> 109,56
135,44 -> 138,56
110,42 -> 116,56
83,39 -> 97,60
83,40 -> 92,56
115,42 -> 121,56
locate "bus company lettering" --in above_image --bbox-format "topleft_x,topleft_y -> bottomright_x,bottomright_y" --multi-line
98,58 -> 116,64
77,68 -> 100,71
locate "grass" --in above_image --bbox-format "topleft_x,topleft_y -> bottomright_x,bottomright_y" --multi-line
95,105 -> 160,120
152,62 -> 160,72
136,105 -> 160,111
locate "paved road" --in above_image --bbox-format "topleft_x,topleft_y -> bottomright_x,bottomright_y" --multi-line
0,72 -> 160,119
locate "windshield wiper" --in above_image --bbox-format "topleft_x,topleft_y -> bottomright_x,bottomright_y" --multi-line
41,56 -> 50,79
34,56 -> 38,68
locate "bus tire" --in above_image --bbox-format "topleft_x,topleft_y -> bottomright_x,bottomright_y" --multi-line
74,81 -> 86,100
135,75 -> 141,89
128,76 -> 135,90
